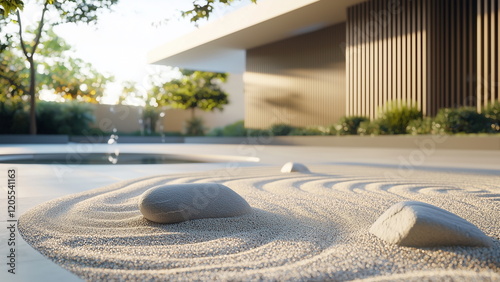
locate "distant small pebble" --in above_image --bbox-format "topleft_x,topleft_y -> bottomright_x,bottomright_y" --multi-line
138,183 -> 253,224
370,201 -> 493,247
281,162 -> 310,173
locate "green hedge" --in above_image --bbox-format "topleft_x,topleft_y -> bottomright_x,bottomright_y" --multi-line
0,98 -> 29,134
432,107 -> 493,134
209,102 -> 500,137
334,116 -> 369,135
375,102 -> 422,134
484,102 -> 500,132
0,100 -> 95,135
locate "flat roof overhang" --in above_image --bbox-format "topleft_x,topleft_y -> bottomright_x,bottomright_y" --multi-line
148,0 -> 365,73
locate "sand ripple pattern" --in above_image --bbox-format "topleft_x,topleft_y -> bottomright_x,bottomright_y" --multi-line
19,165 -> 500,281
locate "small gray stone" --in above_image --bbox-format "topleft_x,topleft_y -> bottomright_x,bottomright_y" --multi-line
370,201 -> 493,247
281,162 -> 310,173
138,183 -> 252,224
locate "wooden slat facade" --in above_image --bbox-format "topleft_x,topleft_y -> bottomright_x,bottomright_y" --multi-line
347,0 -> 499,118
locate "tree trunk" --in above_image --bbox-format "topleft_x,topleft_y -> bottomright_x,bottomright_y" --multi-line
191,108 -> 195,120
28,58 -> 37,135
17,3 -> 47,135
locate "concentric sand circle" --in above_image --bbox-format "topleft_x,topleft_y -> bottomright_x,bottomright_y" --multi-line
19,165 -> 500,281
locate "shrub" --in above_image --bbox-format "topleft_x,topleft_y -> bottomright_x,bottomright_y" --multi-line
207,121 -> 273,138
0,97 -> 29,134
433,107 -> 492,134
143,106 -> 160,134
376,102 -> 422,134
207,127 -> 224,137
270,123 -> 296,136
223,120 -> 247,136
185,116 -> 205,136
334,116 -> 369,135
0,100 -> 95,135
357,120 -> 380,136
484,102 -> 500,132
406,117 -> 434,135
289,126 -> 326,136
36,101 -> 62,134
37,101 -> 95,135
0,98 -> 29,134
247,128 -> 272,138
207,120 -> 250,137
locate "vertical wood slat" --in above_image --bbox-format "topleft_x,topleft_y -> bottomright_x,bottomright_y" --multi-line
355,5 -> 360,115
392,2 -> 397,107
383,0 -> 388,112
490,0 -> 497,106
396,1 -> 402,107
422,0 -> 427,115
366,1 -> 370,118
451,1 -> 456,107
489,0 -> 498,103
483,0 -> 488,110
345,9 -> 352,116
467,1 -> 476,106
346,8 -> 350,116
400,2 -> 409,108
378,0 -> 383,117
352,6 -> 356,115
358,5 -> 366,116
405,1 -> 413,108
411,0 -> 417,107
483,0 -> 488,109
429,0 -> 435,114
373,0 -> 378,118
369,0 -> 374,119
352,6 -> 356,116
462,0 -> 467,107
477,0 -> 482,111
417,0 -> 422,110
497,0 -> 500,103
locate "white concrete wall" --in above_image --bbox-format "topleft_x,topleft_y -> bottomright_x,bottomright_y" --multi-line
158,73 -> 245,133
91,73 -> 244,134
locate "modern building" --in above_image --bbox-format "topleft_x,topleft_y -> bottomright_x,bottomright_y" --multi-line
149,0 -> 500,129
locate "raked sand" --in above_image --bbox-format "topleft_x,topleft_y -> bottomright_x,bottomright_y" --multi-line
19,165 -> 500,281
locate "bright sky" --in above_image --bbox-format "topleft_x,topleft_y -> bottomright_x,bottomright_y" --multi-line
19,0 -> 254,105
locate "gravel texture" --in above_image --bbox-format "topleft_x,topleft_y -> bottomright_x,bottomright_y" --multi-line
18,165 -> 500,281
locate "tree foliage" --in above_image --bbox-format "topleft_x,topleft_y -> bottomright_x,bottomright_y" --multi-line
0,0 -> 24,16
0,27 -> 112,103
151,69 -> 229,118
182,0 -> 257,22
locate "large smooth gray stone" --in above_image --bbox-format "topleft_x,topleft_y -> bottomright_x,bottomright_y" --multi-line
370,201 -> 493,247
138,183 -> 252,224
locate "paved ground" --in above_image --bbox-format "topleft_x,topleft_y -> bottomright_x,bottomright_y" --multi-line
0,143 -> 499,281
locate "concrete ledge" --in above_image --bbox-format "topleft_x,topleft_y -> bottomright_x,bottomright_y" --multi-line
2,134 -> 499,150
185,137 -> 265,145
0,135 -> 69,144
69,135 -> 184,144
184,135 -> 500,150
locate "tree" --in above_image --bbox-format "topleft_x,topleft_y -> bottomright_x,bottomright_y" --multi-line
151,69 -> 229,120
182,0 -> 257,23
1,0 -> 119,134
0,26 -> 113,103
1,0 -> 253,134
